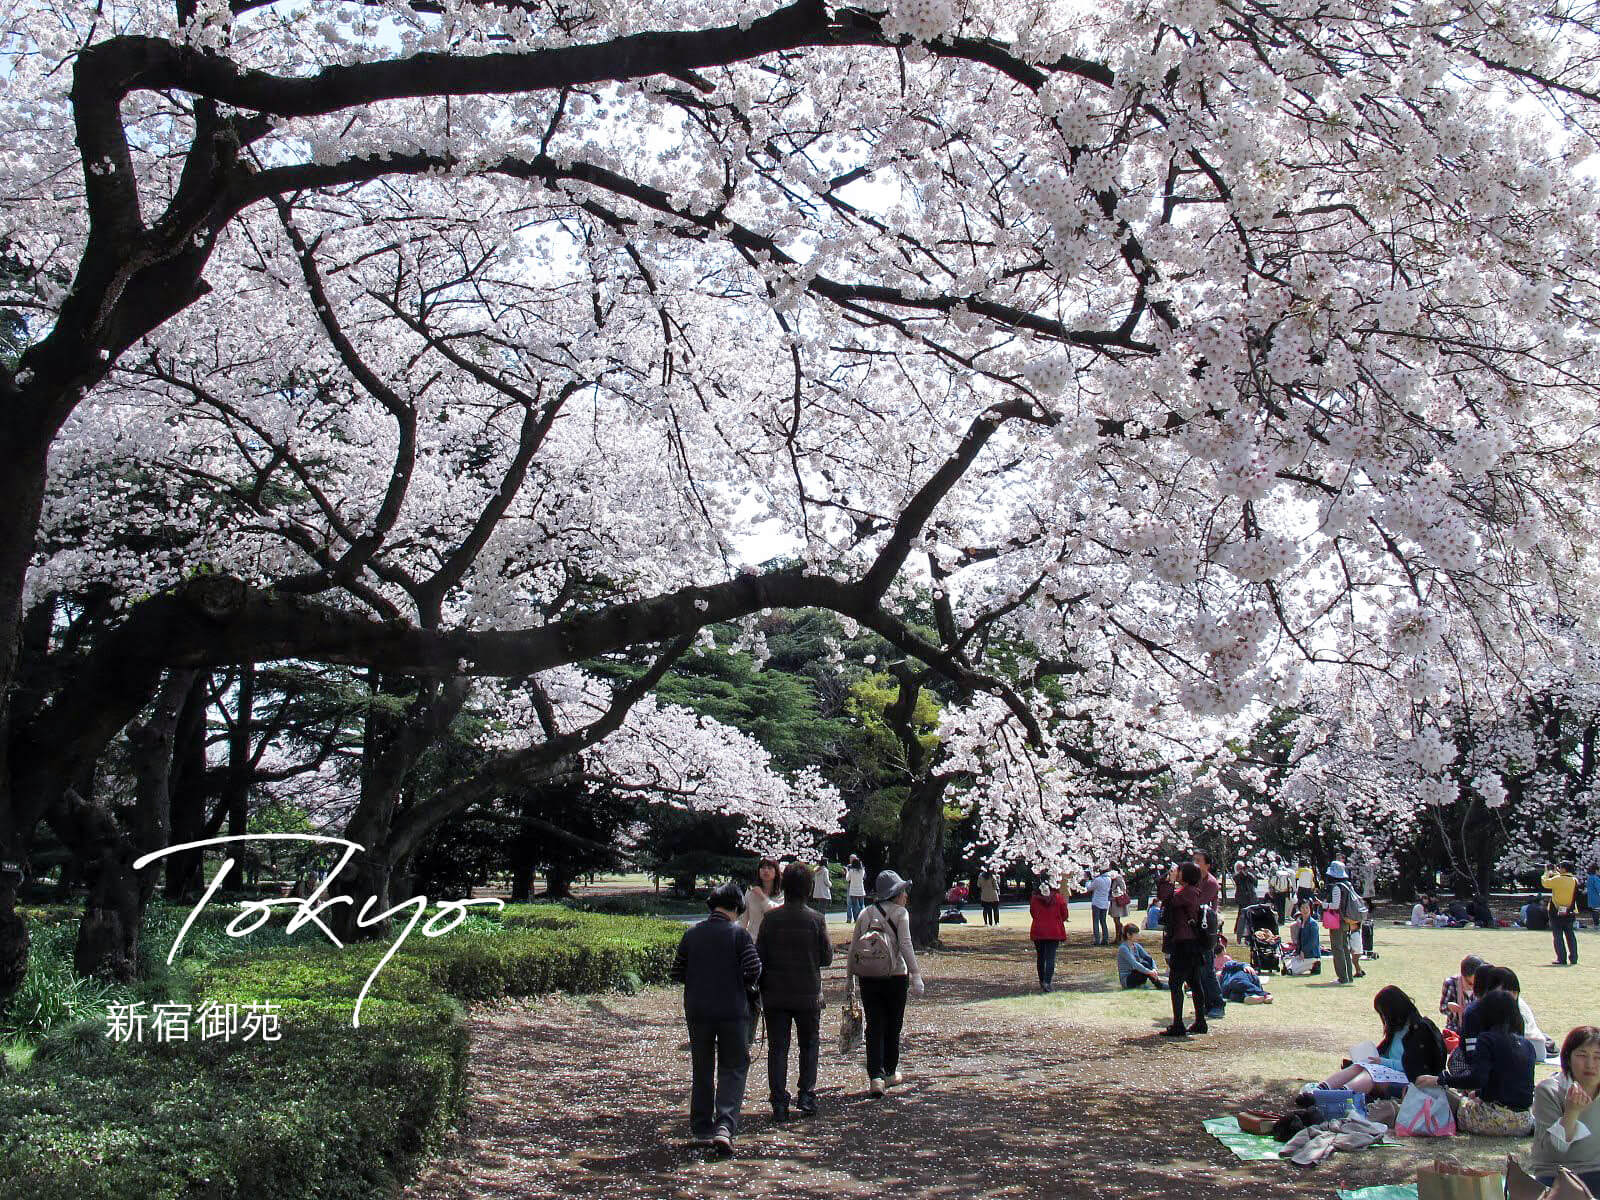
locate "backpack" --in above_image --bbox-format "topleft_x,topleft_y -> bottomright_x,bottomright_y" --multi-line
1338,882 -> 1369,924
1196,900 -> 1222,941
849,903 -> 901,978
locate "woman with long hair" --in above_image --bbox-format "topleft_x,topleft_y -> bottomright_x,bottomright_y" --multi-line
739,857 -> 781,941
1415,989 -> 1537,1135
1313,985 -> 1445,1096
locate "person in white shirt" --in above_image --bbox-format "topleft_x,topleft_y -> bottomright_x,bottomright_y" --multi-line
811,857 -> 832,914
1089,869 -> 1114,945
739,857 -> 780,941
845,855 -> 868,922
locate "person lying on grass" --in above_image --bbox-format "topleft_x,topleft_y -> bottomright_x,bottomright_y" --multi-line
1312,985 -> 1446,1099
1212,936 -> 1273,1004
1116,922 -> 1164,989
1414,989 -> 1537,1136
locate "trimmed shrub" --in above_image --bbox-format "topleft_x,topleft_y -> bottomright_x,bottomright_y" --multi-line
0,903 -> 682,1200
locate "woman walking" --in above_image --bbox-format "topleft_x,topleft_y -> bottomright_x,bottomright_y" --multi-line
1030,878 -> 1068,993
846,869 -> 924,1098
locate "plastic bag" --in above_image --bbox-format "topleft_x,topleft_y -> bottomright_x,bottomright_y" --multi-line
1396,1084 -> 1457,1137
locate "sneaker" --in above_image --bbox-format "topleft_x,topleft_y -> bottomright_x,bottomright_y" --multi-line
692,1133 -> 715,1146
795,1093 -> 817,1117
1159,1025 -> 1189,1038
711,1128 -> 734,1157
869,1077 -> 885,1097
1206,1008 -> 1226,1020
888,1070 -> 903,1087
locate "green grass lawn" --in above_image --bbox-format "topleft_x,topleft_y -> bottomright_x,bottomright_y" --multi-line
986,921 -> 1596,1092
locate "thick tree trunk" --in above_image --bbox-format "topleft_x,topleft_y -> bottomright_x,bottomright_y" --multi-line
895,774 -> 949,950
509,861 -> 534,903
0,424 -> 54,1000
544,862 -> 575,900
69,669 -> 198,980
164,673 -> 210,899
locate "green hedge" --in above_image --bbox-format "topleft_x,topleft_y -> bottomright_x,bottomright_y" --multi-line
0,903 -> 682,1200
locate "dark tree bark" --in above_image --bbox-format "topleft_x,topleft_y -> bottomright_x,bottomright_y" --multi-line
164,672 -> 211,899
509,861 -> 535,904
544,863 -> 575,900
67,669 -> 199,981
895,773 -> 951,951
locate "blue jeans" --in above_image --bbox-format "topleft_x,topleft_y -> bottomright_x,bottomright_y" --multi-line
1198,947 -> 1226,1015
1092,905 -> 1110,945
687,1019 -> 750,1137
847,896 -> 865,922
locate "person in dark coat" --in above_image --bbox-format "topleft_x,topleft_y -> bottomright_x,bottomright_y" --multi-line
755,862 -> 834,1120
671,881 -> 762,1156
1161,862 -> 1212,1038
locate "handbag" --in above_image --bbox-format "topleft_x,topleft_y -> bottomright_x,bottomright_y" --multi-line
1396,1084 -> 1457,1137
1321,907 -> 1344,931
839,975 -> 863,1054
1112,891 -> 1131,909
1507,1156 -> 1598,1200
1416,1157 -> 1501,1200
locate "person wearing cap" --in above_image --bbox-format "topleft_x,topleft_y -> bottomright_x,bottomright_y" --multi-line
847,869 -> 924,1097
1324,860 -> 1363,985
670,881 -> 762,1156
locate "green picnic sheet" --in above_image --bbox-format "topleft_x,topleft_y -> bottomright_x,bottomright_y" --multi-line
1337,1187 -> 1417,1200
1202,1116 -> 1285,1161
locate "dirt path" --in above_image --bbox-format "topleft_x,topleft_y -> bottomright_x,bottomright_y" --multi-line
401,928 -> 1449,1200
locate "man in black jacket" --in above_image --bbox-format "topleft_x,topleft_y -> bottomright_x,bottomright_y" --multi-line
756,862 -> 834,1120
671,882 -> 762,1156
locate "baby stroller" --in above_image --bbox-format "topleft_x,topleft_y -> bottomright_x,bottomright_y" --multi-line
1240,902 -> 1283,974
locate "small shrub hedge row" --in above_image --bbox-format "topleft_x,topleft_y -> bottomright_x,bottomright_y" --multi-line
0,902 -> 683,1200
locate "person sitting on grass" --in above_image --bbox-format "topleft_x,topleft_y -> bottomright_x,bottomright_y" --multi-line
1441,954 -> 1487,1033
1414,989 -> 1537,1136
1212,936 -> 1273,1004
1314,985 -> 1446,1098
1283,897 -> 1323,974
1527,1025 -> 1600,1192
1117,922 -> 1164,989
1484,966 -> 1556,1061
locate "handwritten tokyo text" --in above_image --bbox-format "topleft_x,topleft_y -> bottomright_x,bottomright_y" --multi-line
132,834 -> 505,1028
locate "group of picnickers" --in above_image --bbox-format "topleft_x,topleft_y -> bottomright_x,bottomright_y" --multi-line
669,861 -> 920,1157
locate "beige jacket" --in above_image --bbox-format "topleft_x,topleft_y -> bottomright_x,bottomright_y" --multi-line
1529,1074 -> 1600,1179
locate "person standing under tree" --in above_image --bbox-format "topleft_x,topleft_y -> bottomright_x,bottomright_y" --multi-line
1587,866 -> 1600,931
1192,850 -> 1227,1020
844,854 -> 868,923
1325,860 -> 1365,985
671,882 -> 761,1157
979,869 -> 1001,927
755,863 -> 833,1122
1089,866 -> 1114,946
738,857 -> 780,943
811,857 -> 833,915
1544,861 -> 1581,967
1161,862 -> 1212,1038
1029,878 -> 1069,992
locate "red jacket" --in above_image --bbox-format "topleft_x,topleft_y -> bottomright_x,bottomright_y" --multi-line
1030,891 -> 1068,941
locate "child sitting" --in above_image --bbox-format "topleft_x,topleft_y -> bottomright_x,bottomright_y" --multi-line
1117,923 -> 1164,989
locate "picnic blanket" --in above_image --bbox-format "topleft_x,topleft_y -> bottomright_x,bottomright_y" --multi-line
1337,1187 -> 1417,1200
1202,1116 -> 1285,1161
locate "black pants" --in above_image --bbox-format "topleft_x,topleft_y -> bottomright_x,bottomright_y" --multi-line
1361,921 -> 1375,955
1034,939 -> 1060,988
1552,912 -> 1579,964
765,1007 -> 820,1107
687,1018 -> 750,1137
859,975 -> 909,1080
982,901 -> 1000,925
1168,941 -> 1210,1031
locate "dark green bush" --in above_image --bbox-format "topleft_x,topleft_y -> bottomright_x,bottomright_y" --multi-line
0,903 -> 682,1200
